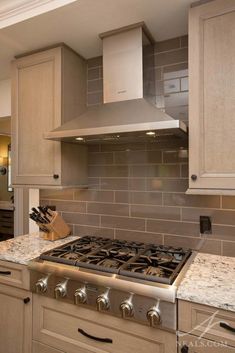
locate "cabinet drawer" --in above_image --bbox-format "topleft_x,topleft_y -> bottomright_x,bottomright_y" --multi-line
0,211 -> 14,221
33,295 -> 177,353
178,301 -> 235,348
178,333 -> 235,352
33,341 -> 65,353
0,260 -> 30,290
0,224 -> 14,235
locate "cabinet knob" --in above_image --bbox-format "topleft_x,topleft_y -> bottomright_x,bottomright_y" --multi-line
53,174 -> 59,179
23,297 -> 30,304
181,345 -> 189,353
191,174 -> 197,181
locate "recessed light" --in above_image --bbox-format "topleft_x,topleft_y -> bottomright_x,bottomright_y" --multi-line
146,131 -> 156,136
75,137 -> 84,141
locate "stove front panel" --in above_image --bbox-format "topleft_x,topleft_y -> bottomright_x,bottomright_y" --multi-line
30,269 -> 177,331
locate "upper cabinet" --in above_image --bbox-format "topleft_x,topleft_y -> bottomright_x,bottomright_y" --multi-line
11,45 -> 87,188
188,0 -> 235,195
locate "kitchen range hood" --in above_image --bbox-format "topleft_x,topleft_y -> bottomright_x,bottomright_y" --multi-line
45,22 -> 187,144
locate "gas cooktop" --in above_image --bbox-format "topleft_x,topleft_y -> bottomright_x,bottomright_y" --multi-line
40,236 -> 191,285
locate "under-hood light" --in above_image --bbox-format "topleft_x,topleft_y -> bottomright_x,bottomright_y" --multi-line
146,131 -> 156,136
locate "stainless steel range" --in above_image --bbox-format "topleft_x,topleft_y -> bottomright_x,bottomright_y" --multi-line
29,236 -> 193,331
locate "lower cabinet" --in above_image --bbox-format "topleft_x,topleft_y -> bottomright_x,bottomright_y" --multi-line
178,334 -> 235,353
178,300 -> 235,353
0,283 -> 32,353
33,294 -> 177,353
33,341 -> 66,353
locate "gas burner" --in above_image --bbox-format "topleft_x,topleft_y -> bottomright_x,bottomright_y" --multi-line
40,236 -> 191,284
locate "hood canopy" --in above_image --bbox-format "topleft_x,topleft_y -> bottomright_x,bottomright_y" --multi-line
45,23 -> 188,144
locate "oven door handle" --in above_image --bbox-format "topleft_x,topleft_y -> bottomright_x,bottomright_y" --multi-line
78,328 -> 113,343
220,322 -> 235,333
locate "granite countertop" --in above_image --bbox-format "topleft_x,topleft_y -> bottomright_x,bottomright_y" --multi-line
0,232 -> 78,265
177,253 -> 235,312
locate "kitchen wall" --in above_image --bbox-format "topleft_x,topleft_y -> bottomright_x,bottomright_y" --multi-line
41,35 -> 235,257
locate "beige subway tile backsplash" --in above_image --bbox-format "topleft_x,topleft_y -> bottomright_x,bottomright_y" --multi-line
131,205 -> 180,221
163,193 -> 220,208
40,35 -> 235,257
115,191 -> 162,205
147,219 -> 199,237
101,215 -> 145,231
155,37 -> 181,53
154,48 -> 188,67
87,202 -> 129,217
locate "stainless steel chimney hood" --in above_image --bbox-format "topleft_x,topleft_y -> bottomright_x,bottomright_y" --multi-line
45,22 -> 187,144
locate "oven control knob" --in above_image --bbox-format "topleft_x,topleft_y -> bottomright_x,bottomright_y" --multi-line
74,286 -> 87,304
35,275 -> 49,293
96,291 -> 110,311
54,279 -> 68,299
146,306 -> 161,327
120,299 -> 134,318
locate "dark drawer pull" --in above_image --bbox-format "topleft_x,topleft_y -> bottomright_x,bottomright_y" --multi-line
220,322 -> 235,333
0,271 -> 11,275
181,345 -> 189,353
78,328 -> 113,343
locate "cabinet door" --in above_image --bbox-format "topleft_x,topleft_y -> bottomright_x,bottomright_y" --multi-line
0,283 -> 32,353
12,48 -> 62,187
178,333 -> 235,353
188,0 -> 235,193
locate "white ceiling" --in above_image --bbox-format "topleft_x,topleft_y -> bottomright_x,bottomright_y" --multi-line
0,0 -> 196,80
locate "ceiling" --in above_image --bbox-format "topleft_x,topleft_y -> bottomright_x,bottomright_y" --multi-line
0,0 -> 196,80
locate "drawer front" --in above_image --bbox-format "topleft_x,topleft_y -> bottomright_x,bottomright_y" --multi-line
0,224 -> 14,235
0,260 -> 30,289
33,341 -> 66,353
0,210 -> 14,221
178,333 -> 235,353
178,301 -> 235,348
33,295 -> 177,353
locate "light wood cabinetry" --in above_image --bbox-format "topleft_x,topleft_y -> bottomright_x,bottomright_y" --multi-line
33,341 -> 66,353
188,0 -> 235,195
0,259 -> 30,289
178,300 -> 235,352
12,44 -> 87,188
0,209 -> 14,240
178,334 -> 235,353
33,294 -> 177,353
0,261 -> 32,353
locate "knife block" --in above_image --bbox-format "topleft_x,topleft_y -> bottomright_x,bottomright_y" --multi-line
39,212 -> 71,241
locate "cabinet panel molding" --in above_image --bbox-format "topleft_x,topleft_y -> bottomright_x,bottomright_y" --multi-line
12,44 -> 87,188
188,0 -> 235,193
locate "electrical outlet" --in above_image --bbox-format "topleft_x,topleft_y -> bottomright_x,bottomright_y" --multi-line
200,216 -> 212,234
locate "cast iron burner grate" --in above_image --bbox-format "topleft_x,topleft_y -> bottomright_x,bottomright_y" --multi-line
40,236 -> 191,284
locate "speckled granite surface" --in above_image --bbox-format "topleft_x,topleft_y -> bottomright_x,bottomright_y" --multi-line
0,232 -> 78,265
177,253 -> 235,312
